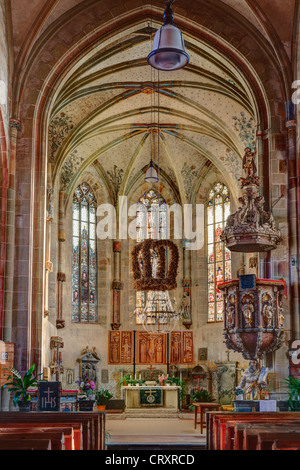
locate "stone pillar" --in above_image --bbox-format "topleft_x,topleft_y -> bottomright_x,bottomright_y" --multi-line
111,240 -> 123,330
44,166 -> 54,319
182,240 -> 192,328
285,102 -> 300,339
57,191 -> 66,329
1,119 -> 21,410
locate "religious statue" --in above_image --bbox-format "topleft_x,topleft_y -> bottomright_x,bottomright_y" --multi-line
236,360 -> 269,400
262,293 -> 274,328
278,300 -> 285,328
226,294 -> 236,328
180,291 -> 191,319
243,147 -> 257,177
241,293 -> 255,328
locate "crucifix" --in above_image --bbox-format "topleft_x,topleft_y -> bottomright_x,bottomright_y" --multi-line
147,364 -> 156,380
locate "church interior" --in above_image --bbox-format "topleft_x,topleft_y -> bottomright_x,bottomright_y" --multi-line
0,0 -> 300,452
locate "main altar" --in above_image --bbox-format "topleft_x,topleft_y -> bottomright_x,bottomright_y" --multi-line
122,385 -> 181,416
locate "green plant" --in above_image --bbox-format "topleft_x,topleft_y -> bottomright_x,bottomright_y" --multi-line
1,364 -> 39,407
191,388 -> 215,404
283,376 -> 300,410
95,388 -> 113,406
118,375 -> 131,386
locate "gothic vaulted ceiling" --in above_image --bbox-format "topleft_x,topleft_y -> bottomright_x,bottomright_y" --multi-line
8,0 -> 297,204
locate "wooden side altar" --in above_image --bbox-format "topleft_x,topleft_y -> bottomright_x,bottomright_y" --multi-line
122,386 -> 180,410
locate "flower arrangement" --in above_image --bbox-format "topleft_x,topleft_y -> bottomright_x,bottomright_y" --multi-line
75,375 -> 96,397
158,374 -> 169,386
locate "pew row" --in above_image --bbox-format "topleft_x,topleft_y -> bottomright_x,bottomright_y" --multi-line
0,411 -> 106,450
206,411 -> 300,450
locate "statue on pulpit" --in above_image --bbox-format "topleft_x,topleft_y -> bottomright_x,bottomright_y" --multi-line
236,360 -> 269,400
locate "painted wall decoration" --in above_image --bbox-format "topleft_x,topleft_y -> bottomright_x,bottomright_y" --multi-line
232,111 -> 256,151
219,149 -> 242,185
181,162 -> 199,201
107,164 -> 124,205
207,183 -> 232,322
49,112 -> 74,162
72,182 -> 97,323
60,149 -> 85,191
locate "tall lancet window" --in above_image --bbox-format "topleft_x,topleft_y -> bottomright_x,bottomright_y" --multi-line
72,182 -> 97,323
135,189 -> 168,324
207,182 -> 231,323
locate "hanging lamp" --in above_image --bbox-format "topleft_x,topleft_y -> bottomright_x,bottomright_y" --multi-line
145,158 -> 159,183
147,0 -> 189,71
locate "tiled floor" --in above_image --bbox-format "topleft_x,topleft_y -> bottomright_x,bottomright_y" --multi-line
106,417 -> 206,448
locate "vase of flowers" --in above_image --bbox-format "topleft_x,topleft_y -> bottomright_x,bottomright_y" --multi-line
76,375 -> 96,410
158,374 -> 169,386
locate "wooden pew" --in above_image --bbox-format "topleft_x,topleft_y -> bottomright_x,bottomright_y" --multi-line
0,439 -> 52,450
0,423 -> 80,450
0,431 -> 65,450
206,411 -> 300,450
0,411 -> 105,450
272,440 -> 300,450
257,432 -> 300,450
230,421 -> 300,451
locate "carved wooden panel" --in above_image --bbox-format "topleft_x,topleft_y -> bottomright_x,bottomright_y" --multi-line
170,331 -> 194,364
108,331 -> 133,365
136,332 -> 166,365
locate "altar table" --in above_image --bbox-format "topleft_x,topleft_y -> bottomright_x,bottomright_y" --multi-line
122,386 -> 180,410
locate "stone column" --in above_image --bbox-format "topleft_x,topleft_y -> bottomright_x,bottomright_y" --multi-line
44,165 -> 54,319
56,191 -> 66,329
286,103 -> 300,339
111,240 -> 123,330
1,119 -> 21,410
182,240 -> 192,328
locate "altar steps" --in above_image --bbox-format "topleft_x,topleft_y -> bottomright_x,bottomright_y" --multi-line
125,408 -> 179,419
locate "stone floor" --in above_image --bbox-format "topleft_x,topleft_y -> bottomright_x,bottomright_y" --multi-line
106,416 -> 206,449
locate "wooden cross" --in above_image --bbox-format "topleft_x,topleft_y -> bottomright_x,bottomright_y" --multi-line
147,364 -> 156,380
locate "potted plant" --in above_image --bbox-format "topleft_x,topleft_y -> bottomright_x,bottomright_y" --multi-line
95,388 -> 113,411
190,388 -> 215,407
119,375 -> 131,387
283,376 -> 300,411
1,364 -> 39,411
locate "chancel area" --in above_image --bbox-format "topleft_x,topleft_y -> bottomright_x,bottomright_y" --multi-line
0,0 -> 299,452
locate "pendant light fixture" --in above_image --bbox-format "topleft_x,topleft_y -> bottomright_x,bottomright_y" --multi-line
145,157 -> 159,183
147,0 -> 189,71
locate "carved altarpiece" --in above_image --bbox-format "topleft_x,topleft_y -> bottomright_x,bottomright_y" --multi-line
170,331 -> 194,365
108,331 -> 194,365
108,331 -> 133,365
136,332 -> 167,365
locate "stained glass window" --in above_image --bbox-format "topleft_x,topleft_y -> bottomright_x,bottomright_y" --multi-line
207,183 -> 231,322
135,190 -> 168,324
72,182 -> 97,323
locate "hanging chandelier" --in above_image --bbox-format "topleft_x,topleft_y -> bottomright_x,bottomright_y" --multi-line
147,0 -> 190,71
132,239 -> 181,334
139,290 -> 180,334
145,157 -> 159,183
